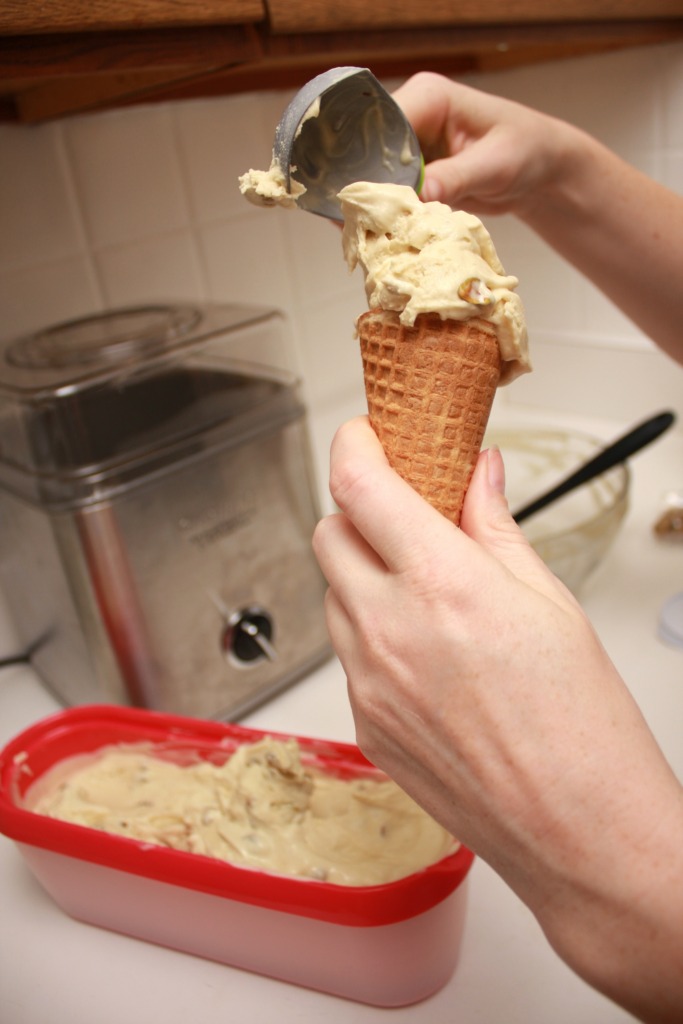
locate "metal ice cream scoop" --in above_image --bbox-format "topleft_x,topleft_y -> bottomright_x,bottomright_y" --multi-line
273,66 -> 423,221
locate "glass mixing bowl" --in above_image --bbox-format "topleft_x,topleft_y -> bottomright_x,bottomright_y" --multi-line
486,427 -> 630,594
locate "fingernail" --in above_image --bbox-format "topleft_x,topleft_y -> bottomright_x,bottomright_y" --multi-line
486,445 -> 506,495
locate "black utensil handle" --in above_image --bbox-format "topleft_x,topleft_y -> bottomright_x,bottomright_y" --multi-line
513,410 -> 676,524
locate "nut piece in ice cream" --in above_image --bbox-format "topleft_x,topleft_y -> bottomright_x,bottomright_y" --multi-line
338,181 -> 531,525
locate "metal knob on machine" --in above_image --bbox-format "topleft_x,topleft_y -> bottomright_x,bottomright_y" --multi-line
222,608 -> 277,665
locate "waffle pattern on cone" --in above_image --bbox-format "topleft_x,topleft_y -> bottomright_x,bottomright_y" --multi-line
359,309 -> 501,525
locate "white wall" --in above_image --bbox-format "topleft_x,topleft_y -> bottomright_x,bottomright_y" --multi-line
0,42 -> 682,482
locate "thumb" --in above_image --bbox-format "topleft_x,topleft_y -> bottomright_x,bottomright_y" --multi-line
419,155 -> 472,206
461,447 -> 563,593
419,137 -> 516,215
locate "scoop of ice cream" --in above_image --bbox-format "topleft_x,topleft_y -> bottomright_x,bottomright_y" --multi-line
338,181 -> 530,385
238,158 -> 306,209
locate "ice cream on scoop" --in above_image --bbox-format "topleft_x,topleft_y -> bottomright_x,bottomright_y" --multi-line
338,181 -> 531,525
238,158 -> 306,210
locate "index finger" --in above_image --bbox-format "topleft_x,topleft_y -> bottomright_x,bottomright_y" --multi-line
327,416 -> 462,574
392,74 -> 453,160
392,75 -> 491,157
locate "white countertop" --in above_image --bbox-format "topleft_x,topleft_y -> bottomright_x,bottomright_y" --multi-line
1,412 -> 682,1024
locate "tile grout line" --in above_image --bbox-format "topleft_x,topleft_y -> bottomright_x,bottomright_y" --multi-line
168,102 -> 211,304
56,117 -> 107,311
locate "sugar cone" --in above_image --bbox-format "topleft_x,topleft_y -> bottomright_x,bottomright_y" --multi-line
358,308 -> 501,526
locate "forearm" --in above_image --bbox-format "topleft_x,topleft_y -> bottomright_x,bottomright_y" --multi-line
417,655 -> 683,1023
522,121 -> 683,363
512,744 -> 683,1024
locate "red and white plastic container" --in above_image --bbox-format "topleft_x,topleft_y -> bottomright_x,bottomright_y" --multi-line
0,706 -> 474,1006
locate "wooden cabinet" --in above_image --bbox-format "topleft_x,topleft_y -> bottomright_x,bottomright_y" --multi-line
266,0 -> 681,33
0,0 -> 266,34
1,1 -> 682,123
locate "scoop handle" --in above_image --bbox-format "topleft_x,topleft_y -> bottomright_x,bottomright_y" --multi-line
512,411 -> 676,524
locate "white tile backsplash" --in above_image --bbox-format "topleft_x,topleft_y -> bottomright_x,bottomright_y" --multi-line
471,45 -> 663,162
663,150 -> 683,193
281,209 -> 354,308
662,45 -> 683,147
508,334 -> 683,428
505,238 -> 586,339
96,229 -> 205,307
0,255 -> 101,337
0,122 -> 85,273
198,208 -> 294,313
296,289 -> 368,413
174,94 -> 274,223
64,105 -> 191,249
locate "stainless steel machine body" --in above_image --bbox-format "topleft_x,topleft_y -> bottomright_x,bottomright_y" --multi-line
0,304 -> 331,718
